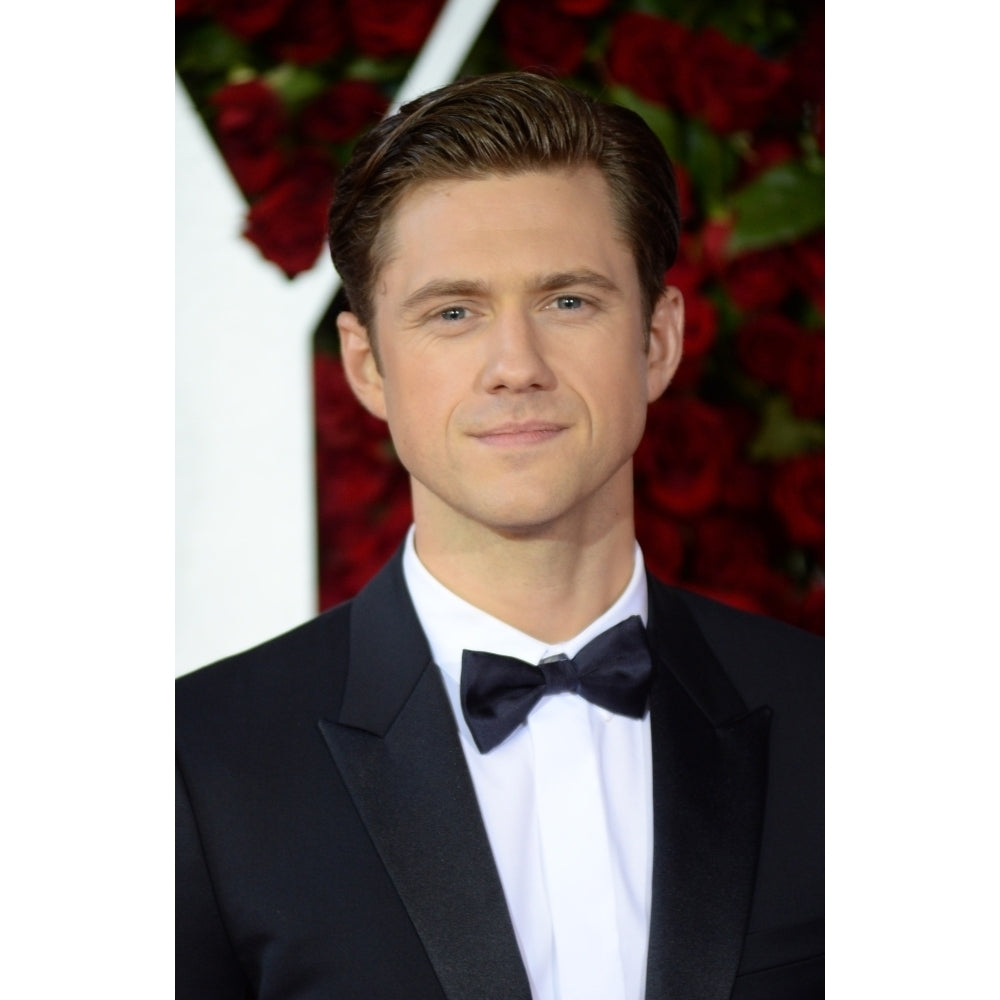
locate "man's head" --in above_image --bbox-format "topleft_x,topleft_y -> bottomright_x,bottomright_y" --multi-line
327,71 -> 681,357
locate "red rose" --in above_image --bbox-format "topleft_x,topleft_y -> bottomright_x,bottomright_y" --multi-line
607,12 -> 689,108
785,333 -> 824,420
300,79 -> 388,145
691,514 -> 769,590
314,353 -> 388,453
748,137 -> 798,176
553,0 -> 611,15
499,0 -> 587,76
668,354 -> 704,392
319,493 -> 409,607
674,28 -> 790,134
715,404 -> 759,453
347,0 -> 445,57
732,137 -> 798,191
317,476 -> 411,607
268,0 -> 348,65
770,454 -> 824,546
317,448 -> 403,512
210,79 -> 289,198
719,457 -> 766,512
243,151 -> 335,277
633,506 -> 685,582
767,12 -> 824,132
319,494 -> 411,609
213,0 -> 293,40
672,162 -> 696,228
685,582 -> 766,617
680,292 -> 717,358
724,247 -> 792,313
752,570 -> 808,624
789,231 -> 825,314
176,0 -> 210,16
314,351 -> 412,608
666,251 -> 706,300
688,516 -> 796,619
314,352 -> 402,496
736,314 -> 801,389
697,216 -> 733,273
664,254 -> 710,393
786,10 -> 825,107
636,397 -> 733,517
795,582 -> 825,636
319,451 -> 397,512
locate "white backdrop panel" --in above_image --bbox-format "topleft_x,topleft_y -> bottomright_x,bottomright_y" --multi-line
175,0 -> 498,676
175,78 -> 332,676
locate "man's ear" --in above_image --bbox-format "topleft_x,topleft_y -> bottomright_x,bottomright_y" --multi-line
338,311 -> 388,421
645,285 -> 684,403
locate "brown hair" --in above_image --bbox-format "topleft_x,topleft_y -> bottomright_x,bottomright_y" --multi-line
328,71 -> 680,347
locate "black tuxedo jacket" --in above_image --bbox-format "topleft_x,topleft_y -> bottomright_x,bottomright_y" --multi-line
176,550 -> 823,999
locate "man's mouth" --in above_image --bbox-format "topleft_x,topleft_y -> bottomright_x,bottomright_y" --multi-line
471,421 -> 567,447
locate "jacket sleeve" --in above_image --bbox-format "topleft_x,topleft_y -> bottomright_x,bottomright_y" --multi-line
176,762 -> 253,1000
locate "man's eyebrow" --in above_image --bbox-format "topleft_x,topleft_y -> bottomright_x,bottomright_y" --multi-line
531,270 -> 621,295
399,270 -> 621,313
400,279 -> 489,313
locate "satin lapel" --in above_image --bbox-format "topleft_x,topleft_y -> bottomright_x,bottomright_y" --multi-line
319,553 -> 531,1000
643,582 -> 772,1000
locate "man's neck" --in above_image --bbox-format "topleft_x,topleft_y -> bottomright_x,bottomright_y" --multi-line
410,514 -> 638,644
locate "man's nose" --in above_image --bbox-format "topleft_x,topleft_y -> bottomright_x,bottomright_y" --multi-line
478,310 -> 557,394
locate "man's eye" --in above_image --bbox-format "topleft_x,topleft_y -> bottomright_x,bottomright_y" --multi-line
439,307 -> 468,322
554,296 -> 585,310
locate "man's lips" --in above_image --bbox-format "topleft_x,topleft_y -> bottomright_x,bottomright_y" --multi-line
470,421 -> 567,446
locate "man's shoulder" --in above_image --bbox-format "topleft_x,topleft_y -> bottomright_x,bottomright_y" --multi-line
176,599 -> 354,740
649,576 -> 823,708
658,579 -> 822,655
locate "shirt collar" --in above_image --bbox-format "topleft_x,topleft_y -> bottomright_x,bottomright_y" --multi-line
401,525 -> 648,687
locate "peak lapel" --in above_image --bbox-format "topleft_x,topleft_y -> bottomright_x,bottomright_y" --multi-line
319,553 -> 531,1000
644,583 -> 772,1000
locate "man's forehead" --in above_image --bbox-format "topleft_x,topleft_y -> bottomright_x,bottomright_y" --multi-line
381,164 -> 613,243
372,167 -> 630,299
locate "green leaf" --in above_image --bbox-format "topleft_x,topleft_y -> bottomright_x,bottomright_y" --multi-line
605,88 -> 743,211
342,55 -> 413,84
605,86 -> 682,158
728,160 -> 824,254
749,394 -> 824,460
683,119 -> 739,211
631,0 -> 698,26
704,3 -> 800,50
265,64 -> 329,110
459,27 -> 507,79
176,23 -> 253,80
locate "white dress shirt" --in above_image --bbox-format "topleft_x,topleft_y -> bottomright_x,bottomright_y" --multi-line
402,527 -> 654,1000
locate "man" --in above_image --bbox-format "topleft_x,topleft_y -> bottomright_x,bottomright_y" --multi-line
176,72 -> 823,999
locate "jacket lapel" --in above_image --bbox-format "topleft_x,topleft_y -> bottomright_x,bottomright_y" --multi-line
643,582 -> 772,1000
318,553 -> 531,1000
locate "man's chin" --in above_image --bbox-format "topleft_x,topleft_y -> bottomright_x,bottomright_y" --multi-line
470,498 -> 598,541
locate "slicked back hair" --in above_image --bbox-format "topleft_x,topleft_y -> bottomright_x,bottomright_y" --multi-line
327,71 -> 681,352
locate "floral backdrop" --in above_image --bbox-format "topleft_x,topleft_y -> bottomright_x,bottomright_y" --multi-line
176,0 -> 825,634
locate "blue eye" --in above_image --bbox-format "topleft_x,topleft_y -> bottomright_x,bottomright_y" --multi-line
555,296 -> 584,310
440,307 -> 467,321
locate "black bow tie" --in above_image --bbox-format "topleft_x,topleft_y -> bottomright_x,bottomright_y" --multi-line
460,615 -> 653,753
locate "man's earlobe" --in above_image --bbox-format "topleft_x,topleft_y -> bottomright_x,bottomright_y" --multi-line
337,311 -> 388,421
646,286 -> 685,403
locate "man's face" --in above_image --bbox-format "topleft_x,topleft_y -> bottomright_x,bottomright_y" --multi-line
339,166 -> 682,546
